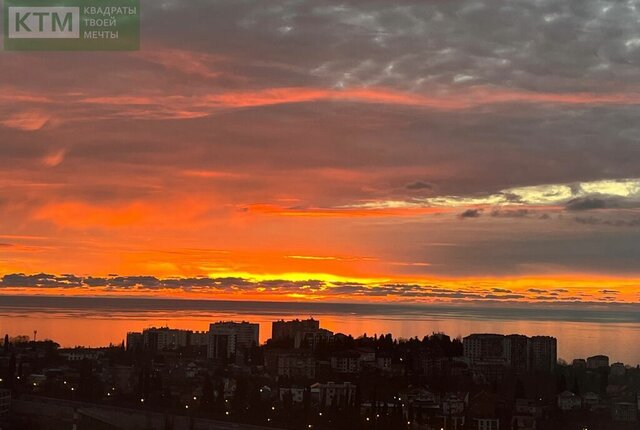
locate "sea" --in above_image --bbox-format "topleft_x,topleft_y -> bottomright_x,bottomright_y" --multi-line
0,295 -> 638,365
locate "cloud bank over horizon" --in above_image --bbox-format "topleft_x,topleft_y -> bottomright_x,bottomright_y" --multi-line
0,272 -> 638,305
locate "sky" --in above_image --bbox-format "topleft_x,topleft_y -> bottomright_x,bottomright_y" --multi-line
1,0 -> 640,305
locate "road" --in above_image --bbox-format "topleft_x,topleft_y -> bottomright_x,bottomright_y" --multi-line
13,395 -> 286,430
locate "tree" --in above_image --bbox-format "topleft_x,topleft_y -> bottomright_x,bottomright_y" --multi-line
163,415 -> 174,430
201,375 -> 215,410
515,378 -> 525,399
557,374 -> 567,393
572,378 -> 580,396
7,353 -> 16,388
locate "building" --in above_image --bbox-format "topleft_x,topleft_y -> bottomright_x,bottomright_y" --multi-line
463,334 -> 557,383
59,348 -> 105,361
294,328 -> 333,349
402,389 -> 440,425
208,321 -> 259,360
587,355 -> 609,369
189,331 -> 209,347
0,389 -> 9,422
528,336 -> 557,373
572,358 -> 586,368
310,381 -> 357,408
272,319 -> 333,349
557,391 -> 581,411
442,393 -> 466,416
376,353 -> 392,369
512,399 -> 540,430
106,365 -> 136,393
612,401 -> 638,422
279,387 -> 306,404
441,393 -> 466,429
278,353 -> 316,379
126,332 -> 143,351
504,334 -> 529,373
127,329 -> 208,352
330,351 -> 362,374
463,334 -> 505,364
142,327 -> 190,351
272,319 -> 319,341
463,334 -> 507,382
610,362 -> 626,377
582,392 -> 600,409
419,355 -> 450,378
511,414 -> 535,430
467,391 -> 501,430
464,333 -> 557,374
265,349 -> 317,379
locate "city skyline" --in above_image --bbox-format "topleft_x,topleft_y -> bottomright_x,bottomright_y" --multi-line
2,0 -> 640,305
1,318 -> 636,429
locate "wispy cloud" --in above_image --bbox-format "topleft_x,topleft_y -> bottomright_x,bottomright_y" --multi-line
1,111 -> 50,131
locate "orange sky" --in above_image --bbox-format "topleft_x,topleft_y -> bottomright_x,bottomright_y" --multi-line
2,1 -> 640,306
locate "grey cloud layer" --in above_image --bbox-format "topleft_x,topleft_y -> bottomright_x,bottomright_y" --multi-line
144,0 -> 640,93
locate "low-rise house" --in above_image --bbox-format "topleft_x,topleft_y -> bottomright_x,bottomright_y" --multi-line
572,359 -> 586,368
310,381 -> 357,409
581,392 -> 600,409
512,414 -> 536,430
610,362 -> 626,377
512,399 -> 540,430
467,391 -> 502,430
514,399 -> 541,417
0,389 -> 10,422
557,391 -> 581,411
106,365 -> 136,394
376,353 -> 392,369
60,347 -> 105,361
279,387 -> 305,404
265,349 -> 316,379
330,351 -> 361,374
278,353 -> 316,379
442,392 -> 466,416
587,355 -> 609,369
612,401 -> 638,422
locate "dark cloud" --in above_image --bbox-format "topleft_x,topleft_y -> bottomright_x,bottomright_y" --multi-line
566,197 -> 609,211
138,0 -> 640,94
528,289 -> 547,294
1,273 -> 83,288
534,296 -> 557,301
406,181 -> 432,191
574,216 -> 640,228
459,209 -> 483,219
430,231 -> 640,275
489,209 -> 553,220
483,294 -> 526,300
491,209 -> 532,218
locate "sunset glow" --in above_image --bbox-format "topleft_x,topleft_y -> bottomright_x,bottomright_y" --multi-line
2,0 -> 640,308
